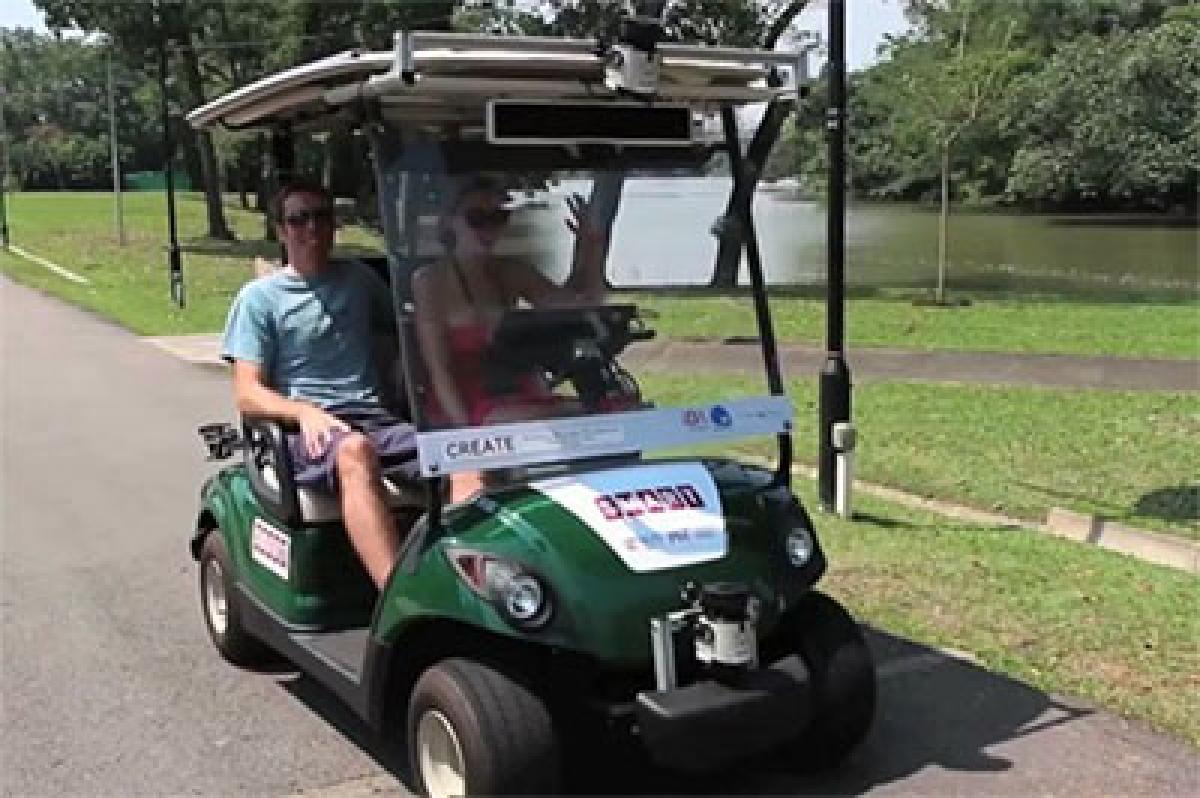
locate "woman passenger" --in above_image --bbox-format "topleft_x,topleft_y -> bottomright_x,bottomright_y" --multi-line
411,177 -> 606,499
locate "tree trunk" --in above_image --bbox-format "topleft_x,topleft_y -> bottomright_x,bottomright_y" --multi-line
937,144 -> 949,304
764,1 -> 810,49
261,140 -> 277,241
179,37 -> 235,241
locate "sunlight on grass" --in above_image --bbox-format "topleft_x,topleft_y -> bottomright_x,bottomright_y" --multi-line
639,373 -> 1200,540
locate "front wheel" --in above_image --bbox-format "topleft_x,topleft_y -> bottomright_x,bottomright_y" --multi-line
407,658 -> 559,797
780,591 -> 876,771
198,532 -> 273,667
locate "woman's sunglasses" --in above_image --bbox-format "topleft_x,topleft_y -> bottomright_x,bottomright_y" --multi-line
464,207 -> 511,230
284,207 -> 335,228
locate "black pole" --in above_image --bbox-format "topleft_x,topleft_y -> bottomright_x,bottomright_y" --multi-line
819,0 -> 852,510
271,128 -> 295,263
0,177 -> 8,249
158,2 -> 184,307
1,87 -> 9,248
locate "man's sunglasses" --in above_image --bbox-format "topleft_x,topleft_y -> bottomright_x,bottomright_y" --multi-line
284,207 -> 335,227
464,207 -> 511,230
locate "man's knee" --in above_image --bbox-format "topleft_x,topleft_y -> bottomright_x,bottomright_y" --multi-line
335,432 -> 379,477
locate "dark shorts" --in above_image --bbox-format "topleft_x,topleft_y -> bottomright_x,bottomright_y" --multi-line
287,408 -> 418,493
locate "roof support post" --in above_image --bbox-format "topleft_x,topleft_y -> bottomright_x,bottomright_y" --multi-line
721,104 -> 793,488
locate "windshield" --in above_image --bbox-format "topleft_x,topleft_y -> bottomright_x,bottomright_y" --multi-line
387,161 -> 791,477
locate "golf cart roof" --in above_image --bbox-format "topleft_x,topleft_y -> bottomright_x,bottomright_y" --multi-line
187,31 -> 807,132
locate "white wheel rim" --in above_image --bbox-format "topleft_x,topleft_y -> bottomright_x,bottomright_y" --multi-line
417,709 -> 467,798
203,558 -> 228,637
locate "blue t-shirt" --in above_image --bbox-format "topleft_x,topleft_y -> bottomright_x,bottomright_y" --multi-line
222,260 -> 393,412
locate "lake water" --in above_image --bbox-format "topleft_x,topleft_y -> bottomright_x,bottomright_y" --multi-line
513,178 -> 1198,300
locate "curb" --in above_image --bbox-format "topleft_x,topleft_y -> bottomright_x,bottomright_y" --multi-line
1043,507 -> 1200,573
779,466 -> 1199,576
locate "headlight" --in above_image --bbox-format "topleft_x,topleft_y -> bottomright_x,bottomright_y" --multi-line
784,526 -> 815,567
500,574 -> 545,623
446,549 -> 553,629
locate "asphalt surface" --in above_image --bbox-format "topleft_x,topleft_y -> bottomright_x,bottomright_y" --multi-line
3,275 -> 1198,797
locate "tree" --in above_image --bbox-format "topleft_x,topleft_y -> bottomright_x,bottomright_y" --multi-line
1004,16 -> 1199,210
35,0 -> 238,240
0,29 -> 160,190
864,2 -> 1026,301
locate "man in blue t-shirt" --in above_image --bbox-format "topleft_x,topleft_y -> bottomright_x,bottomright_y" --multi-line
222,181 -> 414,588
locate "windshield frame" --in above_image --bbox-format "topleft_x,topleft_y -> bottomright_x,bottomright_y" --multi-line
364,100 -> 795,510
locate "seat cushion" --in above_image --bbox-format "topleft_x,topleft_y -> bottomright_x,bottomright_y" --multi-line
263,465 -> 427,524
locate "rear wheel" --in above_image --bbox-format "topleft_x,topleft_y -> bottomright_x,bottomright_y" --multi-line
779,591 -> 876,771
198,532 -> 273,667
407,658 -> 559,797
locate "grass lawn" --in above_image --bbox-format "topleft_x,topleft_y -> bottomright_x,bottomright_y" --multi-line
3,191 -> 1198,358
643,374 -> 1200,540
0,191 -> 384,335
634,292 -> 1200,360
806,483 -> 1200,749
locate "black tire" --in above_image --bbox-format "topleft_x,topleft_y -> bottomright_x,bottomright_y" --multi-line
198,532 -> 273,667
780,591 -> 876,772
407,658 -> 560,797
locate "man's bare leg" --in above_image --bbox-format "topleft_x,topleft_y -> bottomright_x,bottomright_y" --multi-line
450,471 -> 485,503
336,434 -> 402,588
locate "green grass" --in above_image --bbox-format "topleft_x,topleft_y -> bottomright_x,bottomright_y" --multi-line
633,293 -> 1200,360
805,483 -> 1200,748
0,191 -> 384,335
3,191 -> 1198,358
643,373 -> 1200,540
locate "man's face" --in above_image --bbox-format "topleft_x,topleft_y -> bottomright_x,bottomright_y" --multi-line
278,191 -> 335,267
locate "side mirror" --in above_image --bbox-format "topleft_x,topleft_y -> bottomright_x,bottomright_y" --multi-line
198,423 -> 242,461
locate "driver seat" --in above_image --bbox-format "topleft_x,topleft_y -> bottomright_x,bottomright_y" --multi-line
242,418 -> 427,527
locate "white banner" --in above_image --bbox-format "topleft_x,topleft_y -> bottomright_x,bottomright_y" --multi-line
415,395 -> 792,476
532,462 -> 727,572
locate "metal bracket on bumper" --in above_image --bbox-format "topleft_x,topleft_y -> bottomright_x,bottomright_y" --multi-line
634,654 -> 811,772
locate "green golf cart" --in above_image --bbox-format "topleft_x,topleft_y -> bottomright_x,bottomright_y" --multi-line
188,17 -> 874,797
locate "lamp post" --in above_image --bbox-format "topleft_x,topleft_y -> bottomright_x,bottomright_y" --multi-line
106,42 -> 126,246
819,0 -> 852,511
156,0 -> 185,307
0,85 -> 10,248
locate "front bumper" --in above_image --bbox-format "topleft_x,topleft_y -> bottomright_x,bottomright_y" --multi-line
634,655 -> 811,772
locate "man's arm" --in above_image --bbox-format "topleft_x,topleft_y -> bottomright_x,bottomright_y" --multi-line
232,360 -> 348,459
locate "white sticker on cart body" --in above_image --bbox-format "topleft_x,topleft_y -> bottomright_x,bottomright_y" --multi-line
251,518 -> 290,580
533,462 -> 727,572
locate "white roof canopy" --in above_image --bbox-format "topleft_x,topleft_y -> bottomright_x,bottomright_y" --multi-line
187,31 -> 808,132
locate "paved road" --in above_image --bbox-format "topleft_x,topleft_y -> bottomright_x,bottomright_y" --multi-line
4,276 -> 1198,796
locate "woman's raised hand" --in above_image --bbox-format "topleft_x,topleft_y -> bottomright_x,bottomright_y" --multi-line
564,192 -> 603,247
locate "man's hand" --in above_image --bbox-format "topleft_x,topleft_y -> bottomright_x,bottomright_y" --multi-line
296,405 -> 351,459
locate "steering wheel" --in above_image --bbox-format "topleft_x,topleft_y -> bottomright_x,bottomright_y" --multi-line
483,305 -> 653,411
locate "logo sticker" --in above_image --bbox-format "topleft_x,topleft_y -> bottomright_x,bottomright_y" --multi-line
532,463 -> 727,572
251,518 -> 290,580
710,405 -> 733,427
445,434 -> 515,460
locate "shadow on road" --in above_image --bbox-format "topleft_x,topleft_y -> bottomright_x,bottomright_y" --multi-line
271,627 -> 1092,796
277,673 -> 417,793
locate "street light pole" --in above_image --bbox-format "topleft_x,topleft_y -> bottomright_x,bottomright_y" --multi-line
106,46 -> 126,246
156,0 -> 185,307
0,85 -> 10,248
819,0 -> 852,510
